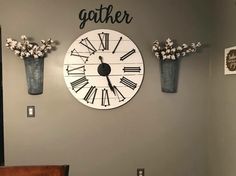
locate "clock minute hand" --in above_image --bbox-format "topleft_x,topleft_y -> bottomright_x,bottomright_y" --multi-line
106,75 -> 115,95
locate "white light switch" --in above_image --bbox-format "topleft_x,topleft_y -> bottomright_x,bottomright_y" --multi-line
137,168 -> 144,176
27,106 -> 35,117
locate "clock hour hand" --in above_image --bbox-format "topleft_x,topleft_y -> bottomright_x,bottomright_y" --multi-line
98,56 -> 115,95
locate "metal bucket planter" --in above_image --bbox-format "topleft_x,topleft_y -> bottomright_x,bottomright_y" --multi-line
160,59 -> 179,93
24,57 -> 44,95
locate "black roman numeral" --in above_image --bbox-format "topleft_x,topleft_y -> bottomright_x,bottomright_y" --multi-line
112,37 -> 122,54
120,49 -> 136,61
101,89 -> 110,107
84,86 -> 97,104
120,77 -> 137,90
80,37 -> 97,55
70,48 -> 89,63
66,65 -> 85,76
98,32 -> 109,51
113,86 -> 125,102
123,67 -> 141,73
70,76 -> 89,93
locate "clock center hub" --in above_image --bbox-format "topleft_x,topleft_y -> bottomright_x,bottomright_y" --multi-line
97,63 -> 111,76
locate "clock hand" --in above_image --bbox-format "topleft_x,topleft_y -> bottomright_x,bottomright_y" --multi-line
98,56 -> 116,95
106,75 -> 115,95
99,56 -> 104,64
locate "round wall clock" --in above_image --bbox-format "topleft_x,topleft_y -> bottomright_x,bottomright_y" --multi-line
63,29 -> 144,109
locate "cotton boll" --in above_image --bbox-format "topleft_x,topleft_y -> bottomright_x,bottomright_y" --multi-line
6,38 -> 13,43
25,53 -> 30,57
177,46 -> 182,51
152,45 -> 158,51
21,35 -> 27,40
171,48 -> 176,52
176,53 -> 181,58
196,42 -> 201,47
183,44 -> 188,48
14,50 -> 20,55
155,52 -> 160,58
171,55 -> 176,60
166,38 -> 172,43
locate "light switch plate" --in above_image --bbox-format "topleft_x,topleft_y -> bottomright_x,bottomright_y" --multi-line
137,168 -> 145,176
27,106 -> 35,117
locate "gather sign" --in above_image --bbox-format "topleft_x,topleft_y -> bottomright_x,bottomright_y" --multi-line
78,4 -> 133,29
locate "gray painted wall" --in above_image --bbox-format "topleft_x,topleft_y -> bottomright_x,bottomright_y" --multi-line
209,0 -> 236,176
0,0 -> 211,176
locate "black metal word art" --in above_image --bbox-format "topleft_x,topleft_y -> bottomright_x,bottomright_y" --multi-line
79,4 -> 133,29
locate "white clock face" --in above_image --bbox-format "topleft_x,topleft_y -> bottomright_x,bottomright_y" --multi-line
63,29 -> 144,109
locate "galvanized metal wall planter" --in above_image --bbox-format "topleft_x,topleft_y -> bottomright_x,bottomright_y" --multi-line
152,38 -> 201,93
24,57 -> 44,95
160,59 -> 179,93
5,35 -> 55,95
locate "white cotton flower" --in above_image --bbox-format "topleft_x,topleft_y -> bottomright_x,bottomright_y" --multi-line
50,39 -> 54,43
12,40 -> 17,46
5,36 -> 55,59
154,40 -> 159,44
25,52 -> 30,57
6,38 -> 13,43
16,42 -> 22,49
182,52 -> 186,56
152,45 -> 158,51
196,42 -> 201,47
21,35 -> 27,40
166,38 -> 172,43
171,55 -> 176,60
32,45 -> 38,50
186,49 -> 191,53
161,51 -> 166,55
29,49 -> 34,55
176,53 -> 181,58
171,48 -> 176,52
10,46 -> 15,50
37,51 -> 43,57
182,44 -> 188,48
191,48 -> 197,53
155,52 -> 160,58
177,46 -> 182,51
40,45 -> 46,51
166,55 -> 171,59
20,52 -> 25,57
33,54 -> 39,59
14,50 -> 20,55
169,41 -> 174,47
166,49 -> 170,53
